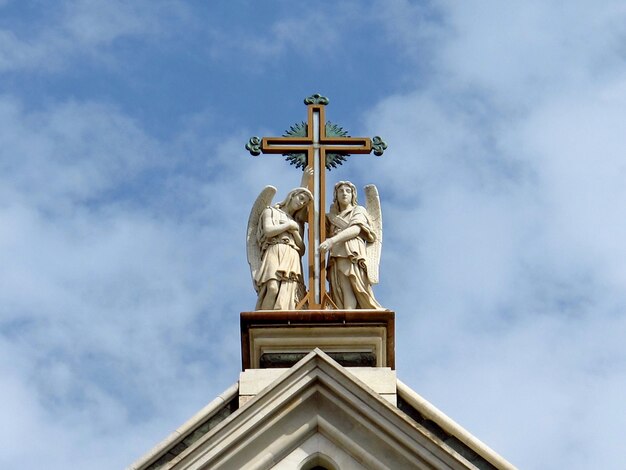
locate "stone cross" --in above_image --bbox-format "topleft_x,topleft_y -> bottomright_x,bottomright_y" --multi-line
246,94 -> 386,309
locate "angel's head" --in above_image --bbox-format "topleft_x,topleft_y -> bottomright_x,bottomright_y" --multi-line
276,187 -> 313,221
332,181 -> 358,210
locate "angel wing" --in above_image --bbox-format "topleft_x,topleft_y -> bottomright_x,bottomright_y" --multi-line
246,185 -> 276,291
364,184 -> 382,285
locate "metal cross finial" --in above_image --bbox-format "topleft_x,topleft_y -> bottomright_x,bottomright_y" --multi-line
246,94 -> 386,309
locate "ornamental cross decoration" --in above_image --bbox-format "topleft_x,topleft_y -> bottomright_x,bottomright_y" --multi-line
246,93 -> 387,310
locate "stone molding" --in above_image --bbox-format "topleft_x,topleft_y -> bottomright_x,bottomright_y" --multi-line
128,351 -> 516,470
239,367 -> 397,407
397,381 -> 517,470
127,383 -> 238,470
240,310 -> 395,370
163,349 -> 484,469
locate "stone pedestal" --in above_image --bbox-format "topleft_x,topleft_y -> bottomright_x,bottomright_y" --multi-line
240,310 -> 395,370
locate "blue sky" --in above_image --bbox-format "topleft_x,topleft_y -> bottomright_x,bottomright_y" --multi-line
2,1 -> 626,468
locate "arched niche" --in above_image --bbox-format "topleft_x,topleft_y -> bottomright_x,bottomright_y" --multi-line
299,452 -> 339,470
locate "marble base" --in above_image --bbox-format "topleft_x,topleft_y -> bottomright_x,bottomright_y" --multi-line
240,310 -> 395,370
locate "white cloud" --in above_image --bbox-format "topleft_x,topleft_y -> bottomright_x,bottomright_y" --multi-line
0,97 -> 163,209
205,3 -> 370,62
376,0 -> 447,61
0,0 -> 187,72
0,101 -> 210,467
231,15 -> 340,58
2,1 -> 626,468
358,2 -> 626,468
0,92 -> 314,468
438,1 -> 626,105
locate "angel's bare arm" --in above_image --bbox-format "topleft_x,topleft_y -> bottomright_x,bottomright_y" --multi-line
319,225 -> 361,254
260,208 -> 299,238
291,229 -> 305,254
301,166 -> 313,188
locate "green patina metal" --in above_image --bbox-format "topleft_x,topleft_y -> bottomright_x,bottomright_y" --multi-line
245,136 -> 262,156
245,94 -> 388,168
303,93 -> 329,105
283,121 -> 352,170
372,136 -> 388,156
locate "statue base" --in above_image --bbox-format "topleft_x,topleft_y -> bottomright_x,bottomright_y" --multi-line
240,310 -> 395,370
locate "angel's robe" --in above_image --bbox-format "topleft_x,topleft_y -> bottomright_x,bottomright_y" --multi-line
326,205 -> 382,309
254,206 -> 305,310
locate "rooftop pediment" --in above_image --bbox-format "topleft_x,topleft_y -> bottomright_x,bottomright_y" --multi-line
161,349 -> 488,470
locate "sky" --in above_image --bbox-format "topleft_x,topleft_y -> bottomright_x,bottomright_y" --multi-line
1,1 -> 626,468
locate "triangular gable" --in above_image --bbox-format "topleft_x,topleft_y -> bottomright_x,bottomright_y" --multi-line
162,349 -> 486,469
128,384 -> 239,470
396,382 -> 514,470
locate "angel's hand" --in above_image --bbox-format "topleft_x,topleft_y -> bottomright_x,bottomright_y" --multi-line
284,220 -> 299,232
319,238 -> 334,254
301,166 -> 313,187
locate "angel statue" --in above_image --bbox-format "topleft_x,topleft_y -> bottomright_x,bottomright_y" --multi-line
247,169 -> 313,310
319,181 -> 383,309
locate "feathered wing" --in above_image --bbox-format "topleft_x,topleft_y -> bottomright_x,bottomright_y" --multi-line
364,184 -> 382,284
247,186 -> 276,291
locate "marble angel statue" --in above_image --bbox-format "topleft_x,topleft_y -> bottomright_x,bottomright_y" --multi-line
247,169 -> 313,310
319,181 -> 383,309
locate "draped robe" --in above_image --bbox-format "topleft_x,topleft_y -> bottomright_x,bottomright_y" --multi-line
326,205 -> 382,309
254,206 -> 305,310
